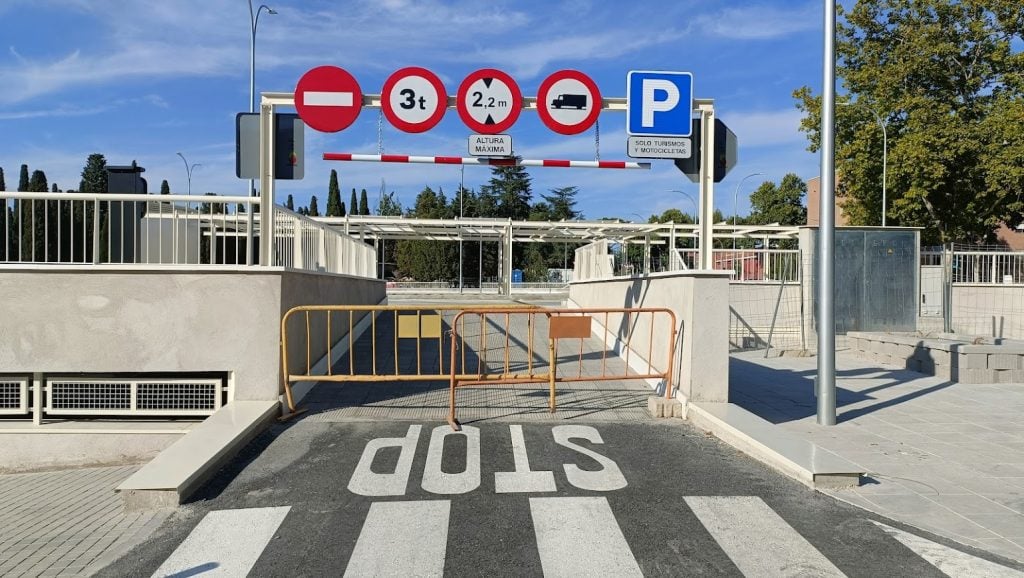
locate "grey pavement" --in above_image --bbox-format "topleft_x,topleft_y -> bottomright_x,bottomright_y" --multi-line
731,348 -> 1024,562
0,465 -> 168,577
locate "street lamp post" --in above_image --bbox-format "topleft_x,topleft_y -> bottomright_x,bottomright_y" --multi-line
176,152 -> 200,197
733,172 -> 764,251
840,101 -> 887,226
249,2 -> 277,197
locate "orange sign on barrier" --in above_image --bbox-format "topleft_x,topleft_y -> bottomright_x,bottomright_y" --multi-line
548,315 -> 592,339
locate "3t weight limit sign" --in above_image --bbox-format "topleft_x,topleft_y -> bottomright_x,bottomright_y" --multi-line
381,67 -> 448,133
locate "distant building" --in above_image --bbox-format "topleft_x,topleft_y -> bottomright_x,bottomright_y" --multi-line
995,223 -> 1024,250
805,176 -> 849,226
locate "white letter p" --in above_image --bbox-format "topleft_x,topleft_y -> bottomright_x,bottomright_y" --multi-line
641,79 -> 679,128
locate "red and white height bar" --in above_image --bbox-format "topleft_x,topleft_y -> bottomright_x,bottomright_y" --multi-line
322,153 -> 650,170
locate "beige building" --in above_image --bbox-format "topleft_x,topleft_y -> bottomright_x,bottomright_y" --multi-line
805,176 -> 849,226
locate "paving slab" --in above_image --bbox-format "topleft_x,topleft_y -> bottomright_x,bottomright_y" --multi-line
731,349 -> 1024,562
0,466 -> 168,577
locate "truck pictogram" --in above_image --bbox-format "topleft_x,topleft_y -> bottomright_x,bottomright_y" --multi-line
551,94 -> 587,109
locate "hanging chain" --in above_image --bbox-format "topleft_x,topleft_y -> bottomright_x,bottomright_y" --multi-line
594,118 -> 601,161
377,110 -> 384,155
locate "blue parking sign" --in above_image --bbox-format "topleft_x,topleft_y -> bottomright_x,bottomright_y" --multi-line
627,71 -> 693,137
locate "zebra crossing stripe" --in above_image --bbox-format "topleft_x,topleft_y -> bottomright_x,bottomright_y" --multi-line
873,521 -> 1024,578
151,506 -> 289,578
529,497 -> 643,577
684,496 -> 846,578
344,500 -> 450,577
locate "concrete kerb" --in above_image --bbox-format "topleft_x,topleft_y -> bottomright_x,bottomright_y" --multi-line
116,400 -> 280,511
686,402 -> 863,489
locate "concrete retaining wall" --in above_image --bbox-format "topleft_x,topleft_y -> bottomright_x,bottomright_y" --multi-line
0,267 -> 385,401
569,270 -> 732,403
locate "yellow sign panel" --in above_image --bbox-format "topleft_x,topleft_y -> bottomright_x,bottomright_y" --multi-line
397,313 -> 443,339
397,314 -> 420,339
421,314 -> 442,339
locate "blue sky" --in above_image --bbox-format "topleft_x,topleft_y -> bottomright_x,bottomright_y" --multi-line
0,0 -> 828,221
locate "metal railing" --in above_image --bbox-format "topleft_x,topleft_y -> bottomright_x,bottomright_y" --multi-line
274,206 -> 376,277
712,249 -> 801,282
280,304 -> 541,413
0,191 -> 376,277
279,305 -> 677,429
0,191 -> 259,266
446,307 -> 677,429
951,250 -> 1024,285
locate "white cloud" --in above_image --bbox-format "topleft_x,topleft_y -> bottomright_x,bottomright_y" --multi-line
695,3 -> 820,40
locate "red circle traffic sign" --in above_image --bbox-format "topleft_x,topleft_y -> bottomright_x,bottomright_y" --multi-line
381,67 -> 448,133
294,65 -> 363,133
536,69 -> 602,135
457,68 -> 522,134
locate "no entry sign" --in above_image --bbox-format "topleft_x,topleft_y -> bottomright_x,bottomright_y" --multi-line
381,67 -> 448,133
294,65 -> 363,133
536,70 -> 602,135
457,69 -> 522,134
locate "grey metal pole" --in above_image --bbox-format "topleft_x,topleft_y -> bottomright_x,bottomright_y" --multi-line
817,0 -> 837,425
874,108 -> 887,227
459,166 -> 464,293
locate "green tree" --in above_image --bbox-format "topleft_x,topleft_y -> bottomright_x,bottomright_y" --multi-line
377,191 -> 402,216
77,154 -> 108,262
748,174 -> 807,226
340,201 -> 347,217
541,186 -> 581,220
326,170 -> 342,216
0,167 -> 7,260
794,0 -> 1024,243
376,192 -> 403,276
285,194 -> 294,211
483,159 -> 533,220
160,179 -> 170,195
199,193 -> 225,214
21,170 -> 48,260
396,187 -> 458,281
17,164 -> 29,192
523,245 -> 548,282
350,189 -> 358,217
308,195 -> 320,217
359,188 -> 370,215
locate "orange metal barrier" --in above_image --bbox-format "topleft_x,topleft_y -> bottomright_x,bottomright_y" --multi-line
280,305 -> 677,426
279,304 -> 539,416
446,307 -> 677,430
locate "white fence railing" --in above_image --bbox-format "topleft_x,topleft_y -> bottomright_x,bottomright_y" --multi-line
274,207 -> 376,277
951,250 -> 1024,285
712,249 -> 801,282
0,191 -> 376,278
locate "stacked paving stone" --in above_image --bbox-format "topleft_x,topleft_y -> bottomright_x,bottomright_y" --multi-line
847,331 -> 1024,384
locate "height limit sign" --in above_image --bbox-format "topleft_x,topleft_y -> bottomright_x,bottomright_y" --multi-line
627,136 -> 691,159
457,68 -> 522,134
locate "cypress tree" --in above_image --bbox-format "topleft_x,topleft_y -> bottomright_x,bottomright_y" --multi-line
350,189 -> 358,217
308,195 -> 320,217
359,188 -> 370,215
326,170 -> 342,216
285,194 -> 294,210
160,180 -> 170,195
18,164 -> 29,192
